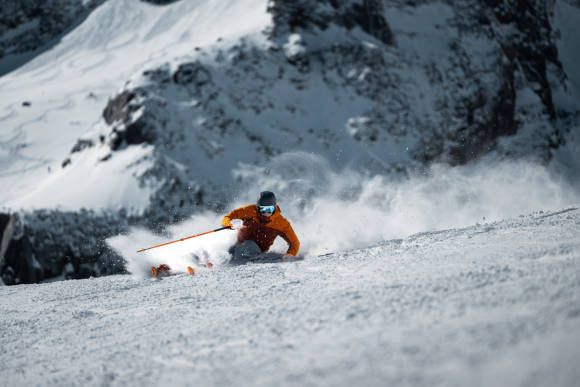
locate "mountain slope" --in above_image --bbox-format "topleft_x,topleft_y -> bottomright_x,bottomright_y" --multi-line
2,0 -> 579,216
1,207 -> 579,386
0,0 -> 271,210
1,0 -> 579,285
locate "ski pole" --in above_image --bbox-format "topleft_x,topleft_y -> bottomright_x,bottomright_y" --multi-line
136,226 -> 231,253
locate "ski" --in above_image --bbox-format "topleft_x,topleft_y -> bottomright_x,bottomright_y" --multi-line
151,264 -> 171,278
151,262 -> 213,278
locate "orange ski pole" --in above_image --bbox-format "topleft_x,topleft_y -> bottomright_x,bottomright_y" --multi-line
136,226 -> 231,253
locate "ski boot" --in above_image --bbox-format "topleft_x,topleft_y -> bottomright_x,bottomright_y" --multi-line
151,264 -> 171,278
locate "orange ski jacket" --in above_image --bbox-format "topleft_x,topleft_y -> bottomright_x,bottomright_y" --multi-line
222,204 -> 300,256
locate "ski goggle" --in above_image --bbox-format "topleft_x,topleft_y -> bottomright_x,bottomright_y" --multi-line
258,205 -> 275,213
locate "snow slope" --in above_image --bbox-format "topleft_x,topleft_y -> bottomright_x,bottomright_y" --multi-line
0,0 -> 271,210
1,207 -> 579,387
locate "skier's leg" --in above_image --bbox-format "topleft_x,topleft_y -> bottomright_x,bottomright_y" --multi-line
151,264 -> 171,277
238,240 -> 261,258
231,240 -> 261,262
228,220 -> 260,261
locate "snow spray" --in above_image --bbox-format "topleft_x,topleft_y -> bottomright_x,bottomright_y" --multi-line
231,152 -> 580,256
108,212 -> 237,277
109,151 -> 579,274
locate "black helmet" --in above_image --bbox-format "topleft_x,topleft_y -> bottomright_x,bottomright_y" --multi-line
257,191 -> 276,206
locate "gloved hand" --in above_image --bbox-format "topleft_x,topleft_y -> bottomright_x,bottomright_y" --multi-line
230,219 -> 244,230
222,217 -> 232,228
282,253 -> 295,261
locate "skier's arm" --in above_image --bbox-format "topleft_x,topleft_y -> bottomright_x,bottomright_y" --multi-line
279,222 -> 300,256
222,205 -> 256,228
222,217 -> 233,228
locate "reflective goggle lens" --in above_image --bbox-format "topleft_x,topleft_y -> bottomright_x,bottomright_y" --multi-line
259,205 -> 275,213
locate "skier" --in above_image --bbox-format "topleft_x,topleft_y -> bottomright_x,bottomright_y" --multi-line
150,191 -> 299,276
222,191 -> 300,260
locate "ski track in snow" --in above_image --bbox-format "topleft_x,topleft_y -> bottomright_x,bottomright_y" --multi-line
1,208 -> 579,387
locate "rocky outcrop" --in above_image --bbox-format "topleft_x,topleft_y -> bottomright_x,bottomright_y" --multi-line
103,90 -> 135,125
267,0 -> 393,45
439,0 -> 567,164
102,90 -> 158,151
0,210 -> 127,285
274,0 -> 571,165
0,214 -> 16,274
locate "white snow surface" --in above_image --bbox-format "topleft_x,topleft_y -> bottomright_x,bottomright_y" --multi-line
1,207 -> 579,386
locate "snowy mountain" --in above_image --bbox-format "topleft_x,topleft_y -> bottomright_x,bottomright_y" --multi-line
0,0 -> 579,284
1,207 -> 579,386
1,1 -> 580,385
55,0 -> 580,220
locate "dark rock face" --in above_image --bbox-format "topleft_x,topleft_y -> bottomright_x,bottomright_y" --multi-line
341,0 -> 393,45
0,211 -> 127,285
0,0 -> 107,75
100,60 -> 215,154
173,62 -> 212,88
442,0 -> 566,164
266,0 -> 572,165
448,65 -> 517,164
103,91 -> 135,125
268,0 -> 393,45
0,214 -> 16,273
102,90 -> 157,150
108,117 -> 158,150
71,139 -> 94,154
490,0 -> 558,118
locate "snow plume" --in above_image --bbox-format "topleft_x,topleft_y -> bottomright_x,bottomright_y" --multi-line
110,151 -> 578,274
232,152 -> 580,256
107,212 -> 237,277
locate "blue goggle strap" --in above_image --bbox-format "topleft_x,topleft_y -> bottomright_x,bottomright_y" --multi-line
259,205 -> 275,213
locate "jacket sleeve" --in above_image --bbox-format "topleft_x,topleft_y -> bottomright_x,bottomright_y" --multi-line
279,220 -> 300,256
222,205 -> 256,227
